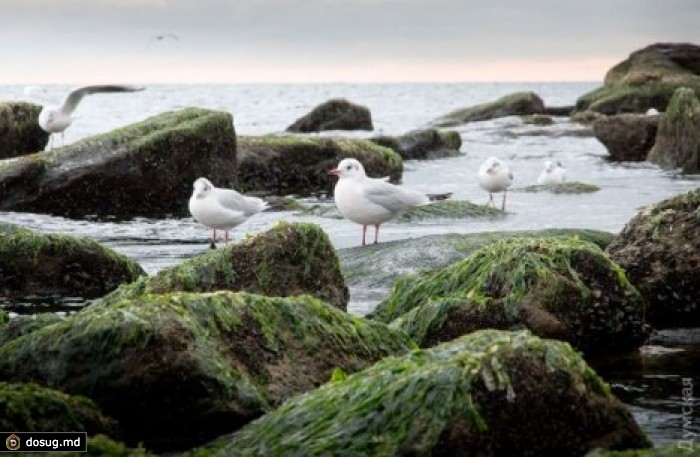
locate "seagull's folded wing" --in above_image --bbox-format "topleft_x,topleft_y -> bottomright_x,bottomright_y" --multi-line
214,188 -> 266,215
363,178 -> 429,213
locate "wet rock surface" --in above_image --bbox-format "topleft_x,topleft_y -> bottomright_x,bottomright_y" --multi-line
0,102 -> 49,159
286,98 -> 373,132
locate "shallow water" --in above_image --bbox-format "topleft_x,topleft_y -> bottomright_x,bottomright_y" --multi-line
1,82 -> 699,447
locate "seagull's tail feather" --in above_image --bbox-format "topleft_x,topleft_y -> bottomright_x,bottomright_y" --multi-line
427,192 -> 453,202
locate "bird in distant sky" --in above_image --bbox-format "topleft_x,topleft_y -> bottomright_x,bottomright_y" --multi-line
151,33 -> 180,42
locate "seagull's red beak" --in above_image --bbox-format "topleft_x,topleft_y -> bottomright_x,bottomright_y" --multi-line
328,168 -> 341,177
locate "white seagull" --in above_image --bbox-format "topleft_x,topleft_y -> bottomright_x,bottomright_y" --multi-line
188,177 -> 268,249
537,160 -> 566,186
329,158 -> 430,246
478,156 -> 513,211
37,85 -> 144,149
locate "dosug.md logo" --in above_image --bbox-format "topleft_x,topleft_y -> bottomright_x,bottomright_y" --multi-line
5,434 -> 20,451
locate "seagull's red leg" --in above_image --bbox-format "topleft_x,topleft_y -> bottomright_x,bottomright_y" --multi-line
362,225 -> 367,246
225,230 -> 229,244
489,193 -> 495,208
374,224 -> 380,244
501,191 -> 507,212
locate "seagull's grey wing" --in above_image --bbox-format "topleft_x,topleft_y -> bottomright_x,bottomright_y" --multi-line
363,178 -> 429,213
61,85 -> 145,114
214,188 -> 267,215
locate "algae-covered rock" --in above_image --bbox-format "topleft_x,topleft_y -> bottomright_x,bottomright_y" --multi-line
286,98 -> 372,132
192,330 -> 649,457
0,313 -> 63,347
0,223 -> 145,301
374,237 -> 648,354
576,43 -> 700,114
398,199 -> 501,222
593,114 -> 660,161
607,189 -> 700,328
522,182 -> 601,194
521,114 -> 554,125
430,91 -> 545,127
81,435 -> 151,457
647,87 -> 700,173
370,128 -> 463,160
0,101 -> 49,158
100,222 -> 349,310
341,229 -> 616,314
0,382 -> 117,435
0,291 -> 412,451
0,108 -> 237,218
237,135 -> 401,195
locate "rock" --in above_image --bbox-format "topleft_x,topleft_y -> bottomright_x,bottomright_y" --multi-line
81,435 -> 151,457
286,98 -> 373,132
647,87 -> 700,173
340,229 -> 616,314
0,313 -> 63,347
100,222 -> 349,311
522,182 -> 601,194
521,114 -> 554,125
374,237 -> 648,355
0,102 -> 49,158
576,43 -> 700,114
572,110 -> 607,124
607,189 -> 700,328
398,199 -> 500,222
370,128 -> 462,160
194,330 -> 649,456
544,105 -> 575,116
0,223 -> 145,301
237,135 -> 401,195
0,108 -> 237,218
0,382 -> 117,435
593,114 -> 660,161
430,91 -> 545,127
0,291 -> 412,451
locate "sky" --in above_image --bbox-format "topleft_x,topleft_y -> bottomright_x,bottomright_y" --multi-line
1,0 -> 698,84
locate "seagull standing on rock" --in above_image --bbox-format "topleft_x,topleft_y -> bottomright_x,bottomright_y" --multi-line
537,160 -> 566,185
188,177 -> 268,249
37,85 -> 144,149
329,158 -> 431,246
478,156 -> 513,212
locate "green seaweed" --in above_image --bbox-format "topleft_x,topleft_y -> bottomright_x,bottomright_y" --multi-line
188,330 -> 643,457
398,200 -> 502,221
522,182 -> 601,194
99,222 -> 348,310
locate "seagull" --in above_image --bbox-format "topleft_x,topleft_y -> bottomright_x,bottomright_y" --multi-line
37,85 -> 144,149
328,158 -> 430,246
646,107 -> 659,116
478,156 -> 513,212
188,177 -> 269,249
152,33 -> 180,42
537,160 -> 566,186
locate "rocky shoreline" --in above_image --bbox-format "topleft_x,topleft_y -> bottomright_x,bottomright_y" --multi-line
1,42 -> 699,456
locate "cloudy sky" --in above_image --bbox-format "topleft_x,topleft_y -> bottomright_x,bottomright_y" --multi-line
1,0 -> 697,84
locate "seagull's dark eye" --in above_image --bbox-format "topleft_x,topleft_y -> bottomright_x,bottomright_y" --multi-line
346,165 -> 352,170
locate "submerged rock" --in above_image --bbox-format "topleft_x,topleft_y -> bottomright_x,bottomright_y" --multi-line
0,102 -> 49,158
430,91 -> 545,127
593,114 -> 660,161
286,98 -> 373,132
576,43 -> 700,114
520,114 -> 554,125
370,128 -> 463,160
607,189 -> 700,328
193,330 -> 649,456
0,108 -> 237,218
237,135 -> 401,195
398,199 -> 501,221
0,382 -> 117,435
522,182 -> 601,194
100,222 -> 349,311
647,87 -> 700,173
340,229 -> 616,314
374,237 -> 648,354
0,223 -> 144,301
0,291 -> 412,451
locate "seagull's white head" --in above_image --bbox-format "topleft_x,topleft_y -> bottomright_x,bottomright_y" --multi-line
328,158 -> 366,179
192,177 -> 214,199
543,160 -> 554,173
483,156 -> 503,174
